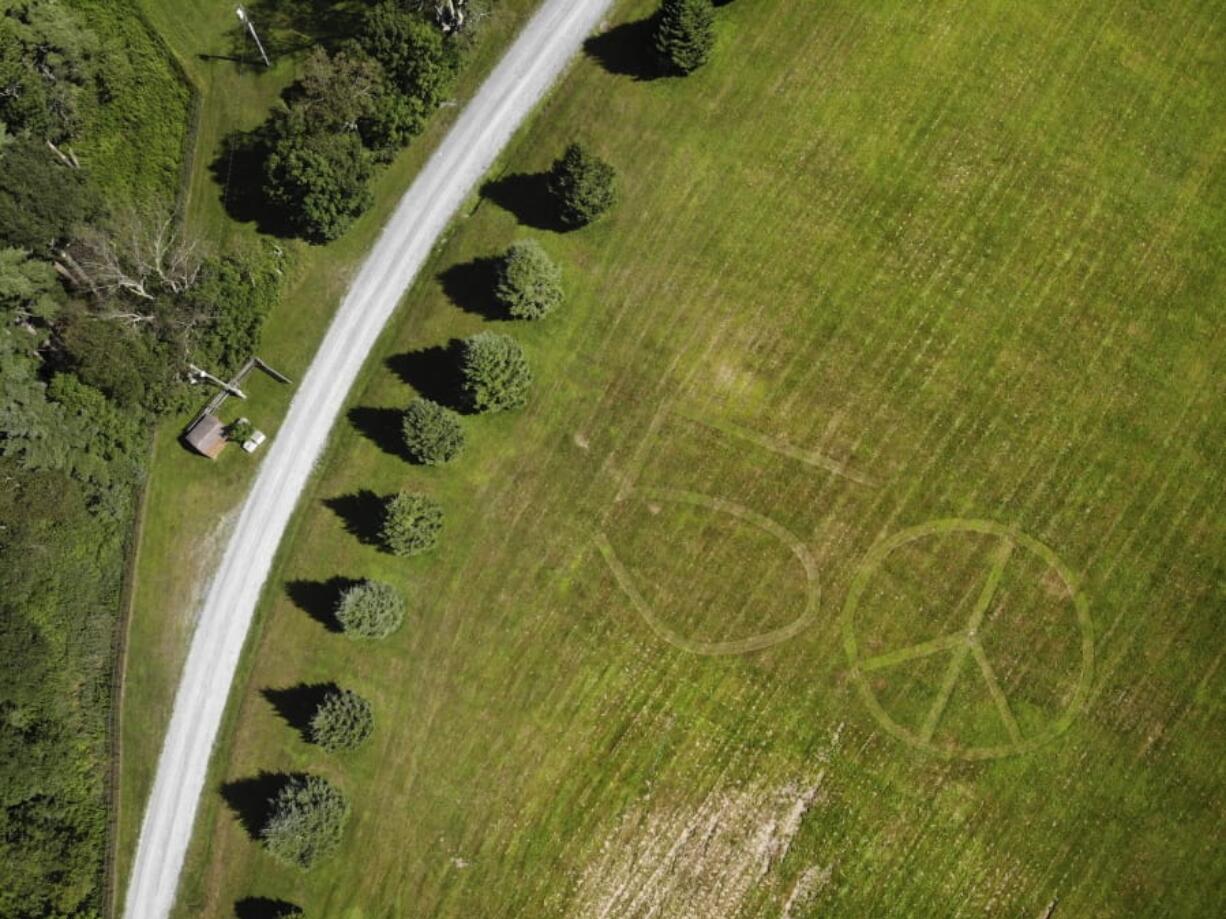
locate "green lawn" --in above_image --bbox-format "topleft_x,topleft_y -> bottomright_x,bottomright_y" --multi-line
176,0 -> 1224,915
116,0 -> 544,900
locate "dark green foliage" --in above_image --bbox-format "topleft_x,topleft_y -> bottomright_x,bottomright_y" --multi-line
381,491 -> 444,556
2,324 -> 142,495
0,2 -> 191,915
190,246 -> 285,375
0,459 -> 124,919
335,580 -> 406,640
356,87 -> 425,159
58,312 -> 182,414
261,775 -> 351,870
356,2 -> 460,120
0,137 -> 102,255
547,143 -> 618,228
654,0 -> 716,74
44,373 -> 144,494
495,239 -> 563,319
0,246 -> 64,327
461,331 -> 533,413
243,1 -> 477,240
0,0 -> 99,141
310,689 -> 375,752
227,418 -> 255,444
401,397 -> 466,465
264,126 -> 374,243
284,47 -> 384,137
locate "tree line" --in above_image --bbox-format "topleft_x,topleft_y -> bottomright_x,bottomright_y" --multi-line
0,1 -> 270,915
240,140 -> 619,894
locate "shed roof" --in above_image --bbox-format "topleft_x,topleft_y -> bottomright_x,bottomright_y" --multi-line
186,414 -> 227,459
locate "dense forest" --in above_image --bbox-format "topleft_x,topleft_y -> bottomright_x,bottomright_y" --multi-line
0,1 -> 280,915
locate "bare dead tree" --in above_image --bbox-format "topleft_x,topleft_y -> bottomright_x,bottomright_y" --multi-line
64,211 -> 205,308
408,0 -> 490,33
46,139 -> 79,169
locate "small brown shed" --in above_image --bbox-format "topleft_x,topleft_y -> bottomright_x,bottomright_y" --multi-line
185,414 -> 228,459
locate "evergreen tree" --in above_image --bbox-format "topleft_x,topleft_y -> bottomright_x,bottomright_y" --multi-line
546,143 -> 618,229
495,239 -> 564,319
381,491 -> 444,556
402,397 -> 466,464
335,580 -> 406,640
261,776 -> 351,870
460,331 -> 533,413
310,689 -> 375,752
654,0 -> 716,74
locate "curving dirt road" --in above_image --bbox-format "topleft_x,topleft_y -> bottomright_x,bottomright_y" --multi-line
123,2 -> 614,915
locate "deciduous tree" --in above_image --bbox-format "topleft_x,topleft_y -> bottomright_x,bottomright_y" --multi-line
356,2 -> 460,130
263,127 -> 374,243
288,48 -> 384,136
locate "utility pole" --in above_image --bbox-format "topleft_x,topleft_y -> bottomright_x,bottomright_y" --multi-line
235,6 -> 271,68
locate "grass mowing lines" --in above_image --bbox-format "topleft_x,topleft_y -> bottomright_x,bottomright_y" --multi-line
596,487 -> 820,656
597,396 -> 888,657
843,519 -> 1093,760
174,0 -> 1226,913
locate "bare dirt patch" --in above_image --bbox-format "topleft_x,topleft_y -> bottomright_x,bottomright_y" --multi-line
574,773 -> 826,918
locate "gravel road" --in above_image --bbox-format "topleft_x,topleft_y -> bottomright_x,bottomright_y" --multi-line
123,3 -> 614,914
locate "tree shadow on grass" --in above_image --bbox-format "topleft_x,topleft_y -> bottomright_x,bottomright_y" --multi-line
234,897 -> 305,919
479,172 -> 567,232
385,339 -> 467,412
285,576 -> 359,633
209,129 -> 294,237
583,16 -> 667,81
437,256 -> 505,320
221,771 -> 301,840
261,682 -> 337,743
323,490 -> 385,548
242,0 -> 363,47
348,406 -> 409,460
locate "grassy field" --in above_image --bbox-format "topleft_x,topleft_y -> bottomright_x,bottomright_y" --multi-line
173,0 -> 1224,915
116,0 -> 544,899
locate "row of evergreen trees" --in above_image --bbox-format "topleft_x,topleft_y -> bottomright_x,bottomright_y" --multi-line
244,141 -> 619,897
239,0 -> 739,901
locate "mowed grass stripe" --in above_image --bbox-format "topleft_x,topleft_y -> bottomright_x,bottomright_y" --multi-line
173,0 -> 1225,914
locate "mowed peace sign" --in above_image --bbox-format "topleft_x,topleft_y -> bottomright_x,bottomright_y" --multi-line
842,520 -> 1094,760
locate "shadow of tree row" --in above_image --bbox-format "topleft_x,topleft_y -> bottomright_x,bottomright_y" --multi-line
285,576 -> 359,632
582,16 -> 668,82
220,770 -> 309,840
234,896 -> 305,919
261,682 -> 337,743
